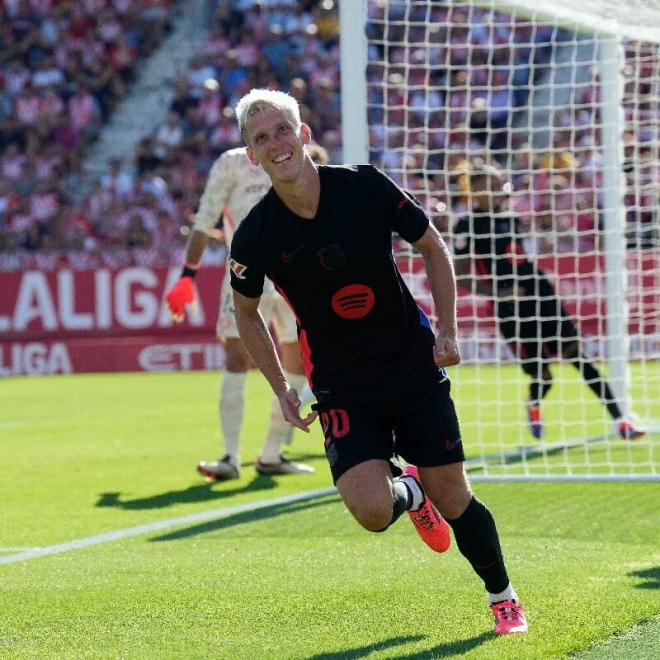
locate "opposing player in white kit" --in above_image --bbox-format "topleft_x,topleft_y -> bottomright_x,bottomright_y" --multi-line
166,144 -> 328,480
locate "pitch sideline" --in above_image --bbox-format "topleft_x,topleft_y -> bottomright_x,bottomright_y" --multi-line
0,487 -> 337,566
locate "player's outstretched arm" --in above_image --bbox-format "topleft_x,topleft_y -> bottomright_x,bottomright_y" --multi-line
233,289 -> 317,432
164,230 -> 209,322
414,225 -> 461,368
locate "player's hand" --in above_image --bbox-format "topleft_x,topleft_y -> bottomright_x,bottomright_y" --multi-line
165,276 -> 196,323
278,387 -> 318,433
434,332 -> 460,367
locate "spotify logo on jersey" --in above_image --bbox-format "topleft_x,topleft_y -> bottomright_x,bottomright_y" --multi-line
331,284 -> 375,319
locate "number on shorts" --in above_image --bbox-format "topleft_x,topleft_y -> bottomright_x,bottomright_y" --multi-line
319,408 -> 350,443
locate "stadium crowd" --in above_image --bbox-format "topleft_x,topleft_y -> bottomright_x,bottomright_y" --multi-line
366,1 -> 659,253
0,0 -> 342,269
0,0 -> 181,266
0,0 -> 657,270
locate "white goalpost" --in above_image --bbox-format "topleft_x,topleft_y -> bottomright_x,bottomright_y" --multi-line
340,0 -> 660,480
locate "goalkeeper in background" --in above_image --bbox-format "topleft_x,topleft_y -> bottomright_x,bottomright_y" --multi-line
165,143 -> 329,481
452,163 -> 645,441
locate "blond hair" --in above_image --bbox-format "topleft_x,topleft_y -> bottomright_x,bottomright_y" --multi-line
235,88 -> 302,145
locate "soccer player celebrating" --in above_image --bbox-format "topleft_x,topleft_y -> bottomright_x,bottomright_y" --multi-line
165,143 -> 329,480
452,164 -> 645,441
228,88 -> 528,635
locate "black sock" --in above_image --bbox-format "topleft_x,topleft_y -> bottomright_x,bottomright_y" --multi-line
446,497 -> 509,594
529,378 -> 552,404
373,480 -> 411,533
570,356 -> 621,418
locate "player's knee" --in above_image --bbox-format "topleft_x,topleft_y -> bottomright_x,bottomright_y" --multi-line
224,355 -> 250,372
423,471 -> 472,519
350,502 -> 393,532
224,339 -> 250,372
523,365 -> 554,389
521,359 -> 540,379
439,491 -> 473,520
538,369 -> 553,385
436,485 -> 472,518
519,357 -> 534,377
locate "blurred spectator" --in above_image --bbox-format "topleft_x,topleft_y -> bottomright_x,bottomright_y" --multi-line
30,52 -> 65,90
154,112 -> 185,157
0,0 -> 185,267
11,0 -> 342,266
68,83 -> 102,143
197,78 -> 223,127
135,136 -> 163,175
125,212 -> 154,249
366,1 -> 659,252
2,0 -> 654,270
1,143 -> 27,181
107,35 -> 138,84
185,55 -> 217,98
100,158 -> 135,199
169,77 -> 199,118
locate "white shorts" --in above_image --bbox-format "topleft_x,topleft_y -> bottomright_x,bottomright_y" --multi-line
216,273 -> 299,343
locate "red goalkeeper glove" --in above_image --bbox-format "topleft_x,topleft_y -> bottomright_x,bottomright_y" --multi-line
165,276 -> 196,323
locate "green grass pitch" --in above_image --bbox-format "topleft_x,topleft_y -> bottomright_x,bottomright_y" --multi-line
1,369 -> 658,659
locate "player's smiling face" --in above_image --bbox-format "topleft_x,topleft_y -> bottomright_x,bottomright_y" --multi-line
245,108 -> 310,184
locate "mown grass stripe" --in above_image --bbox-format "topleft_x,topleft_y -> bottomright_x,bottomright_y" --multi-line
0,487 -> 336,566
573,617 -> 660,659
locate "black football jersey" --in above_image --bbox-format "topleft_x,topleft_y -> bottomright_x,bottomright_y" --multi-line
229,164 -> 441,403
452,212 -> 547,295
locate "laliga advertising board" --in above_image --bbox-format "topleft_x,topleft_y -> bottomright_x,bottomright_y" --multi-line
0,266 -> 225,376
0,253 -> 656,376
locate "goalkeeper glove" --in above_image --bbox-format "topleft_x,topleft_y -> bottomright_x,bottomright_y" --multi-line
165,271 -> 197,323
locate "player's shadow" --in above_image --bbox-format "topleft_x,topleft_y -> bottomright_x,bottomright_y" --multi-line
306,632 -> 491,659
95,474 -> 279,511
148,494 -> 338,542
288,451 -> 325,462
396,632 -> 492,658
628,566 -> 660,589
306,636 -> 423,659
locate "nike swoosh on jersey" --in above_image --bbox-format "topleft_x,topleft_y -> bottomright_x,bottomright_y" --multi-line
281,244 -> 305,263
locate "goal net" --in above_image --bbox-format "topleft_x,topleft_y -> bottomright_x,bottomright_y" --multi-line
340,0 -> 660,480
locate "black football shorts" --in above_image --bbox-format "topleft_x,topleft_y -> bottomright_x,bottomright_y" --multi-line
313,376 -> 465,484
497,294 -> 579,360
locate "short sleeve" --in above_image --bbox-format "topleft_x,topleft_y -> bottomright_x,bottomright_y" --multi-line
368,166 -> 429,243
228,213 -> 265,298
